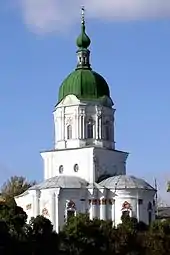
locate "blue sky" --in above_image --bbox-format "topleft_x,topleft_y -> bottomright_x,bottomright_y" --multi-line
0,0 -> 170,204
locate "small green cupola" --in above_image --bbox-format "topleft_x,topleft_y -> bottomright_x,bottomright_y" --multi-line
76,7 -> 91,70
76,7 -> 91,49
58,7 -> 112,105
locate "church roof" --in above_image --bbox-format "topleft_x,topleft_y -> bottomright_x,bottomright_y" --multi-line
57,7 -> 111,105
29,176 -> 89,190
58,70 -> 110,103
99,175 -> 155,191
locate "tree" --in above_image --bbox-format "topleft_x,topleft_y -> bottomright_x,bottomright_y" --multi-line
0,220 -> 12,255
0,200 -> 29,255
29,216 -> 53,236
1,176 -> 36,206
0,201 -> 27,236
61,213 -> 115,255
116,217 -> 148,255
28,216 -> 59,255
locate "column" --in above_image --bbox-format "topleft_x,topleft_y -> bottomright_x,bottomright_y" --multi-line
92,198 -> 98,218
32,194 -> 35,217
55,117 -> 58,142
44,157 -> 47,180
111,199 -> 116,227
64,108 -> 66,141
35,190 -> 40,216
82,114 -> 85,139
95,107 -> 98,140
99,116 -> 102,140
80,199 -> 86,213
76,110 -> 78,139
49,157 -> 53,178
89,199 -> 93,220
55,193 -> 59,232
96,116 -> 99,140
61,109 -> 64,141
79,115 -> 83,139
100,197 -> 107,220
51,193 -> 56,229
59,114 -> 62,141
137,199 -> 139,221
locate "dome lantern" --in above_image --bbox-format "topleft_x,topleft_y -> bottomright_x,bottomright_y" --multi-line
76,7 -> 91,69
76,7 -> 91,49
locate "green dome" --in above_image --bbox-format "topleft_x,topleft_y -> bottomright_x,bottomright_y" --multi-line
58,69 -> 110,102
57,8 -> 112,106
76,23 -> 91,48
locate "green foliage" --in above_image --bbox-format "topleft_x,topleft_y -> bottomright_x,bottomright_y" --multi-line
0,202 -> 27,229
1,209 -> 170,255
0,173 -> 170,255
167,181 -> 170,192
0,176 -> 36,206
61,214 -> 115,254
29,215 -> 53,235
27,216 -> 59,255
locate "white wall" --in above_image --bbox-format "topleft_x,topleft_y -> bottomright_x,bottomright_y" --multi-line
111,189 -> 156,226
58,188 -> 88,230
53,94 -> 115,150
41,146 -> 128,183
94,148 -> 128,182
15,185 -> 156,232
15,189 -> 37,222
41,147 -> 94,182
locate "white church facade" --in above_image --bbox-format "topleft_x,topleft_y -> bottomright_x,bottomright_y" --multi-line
15,9 -> 156,232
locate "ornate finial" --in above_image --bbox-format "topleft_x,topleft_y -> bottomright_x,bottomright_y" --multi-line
81,6 -> 85,25
76,5 -> 90,49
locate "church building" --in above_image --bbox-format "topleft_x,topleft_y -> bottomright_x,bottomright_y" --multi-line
15,8 -> 156,232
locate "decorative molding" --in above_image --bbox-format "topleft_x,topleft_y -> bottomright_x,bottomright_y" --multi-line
121,201 -> 132,211
42,208 -> 49,216
86,117 -> 95,125
80,108 -> 85,116
92,199 -> 98,205
109,199 -> 115,205
65,116 -> 73,125
97,107 -> 102,116
88,198 -> 113,205
26,204 -> 32,210
100,198 -> 107,205
97,111 -> 102,117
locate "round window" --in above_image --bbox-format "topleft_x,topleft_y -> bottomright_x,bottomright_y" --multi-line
74,164 -> 79,172
59,165 -> 64,173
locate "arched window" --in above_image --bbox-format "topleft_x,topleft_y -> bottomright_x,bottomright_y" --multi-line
83,56 -> 86,64
148,202 -> 152,224
78,55 -> 82,64
87,119 -> 94,139
121,201 -> 131,222
65,200 -> 76,221
67,125 -> 72,139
